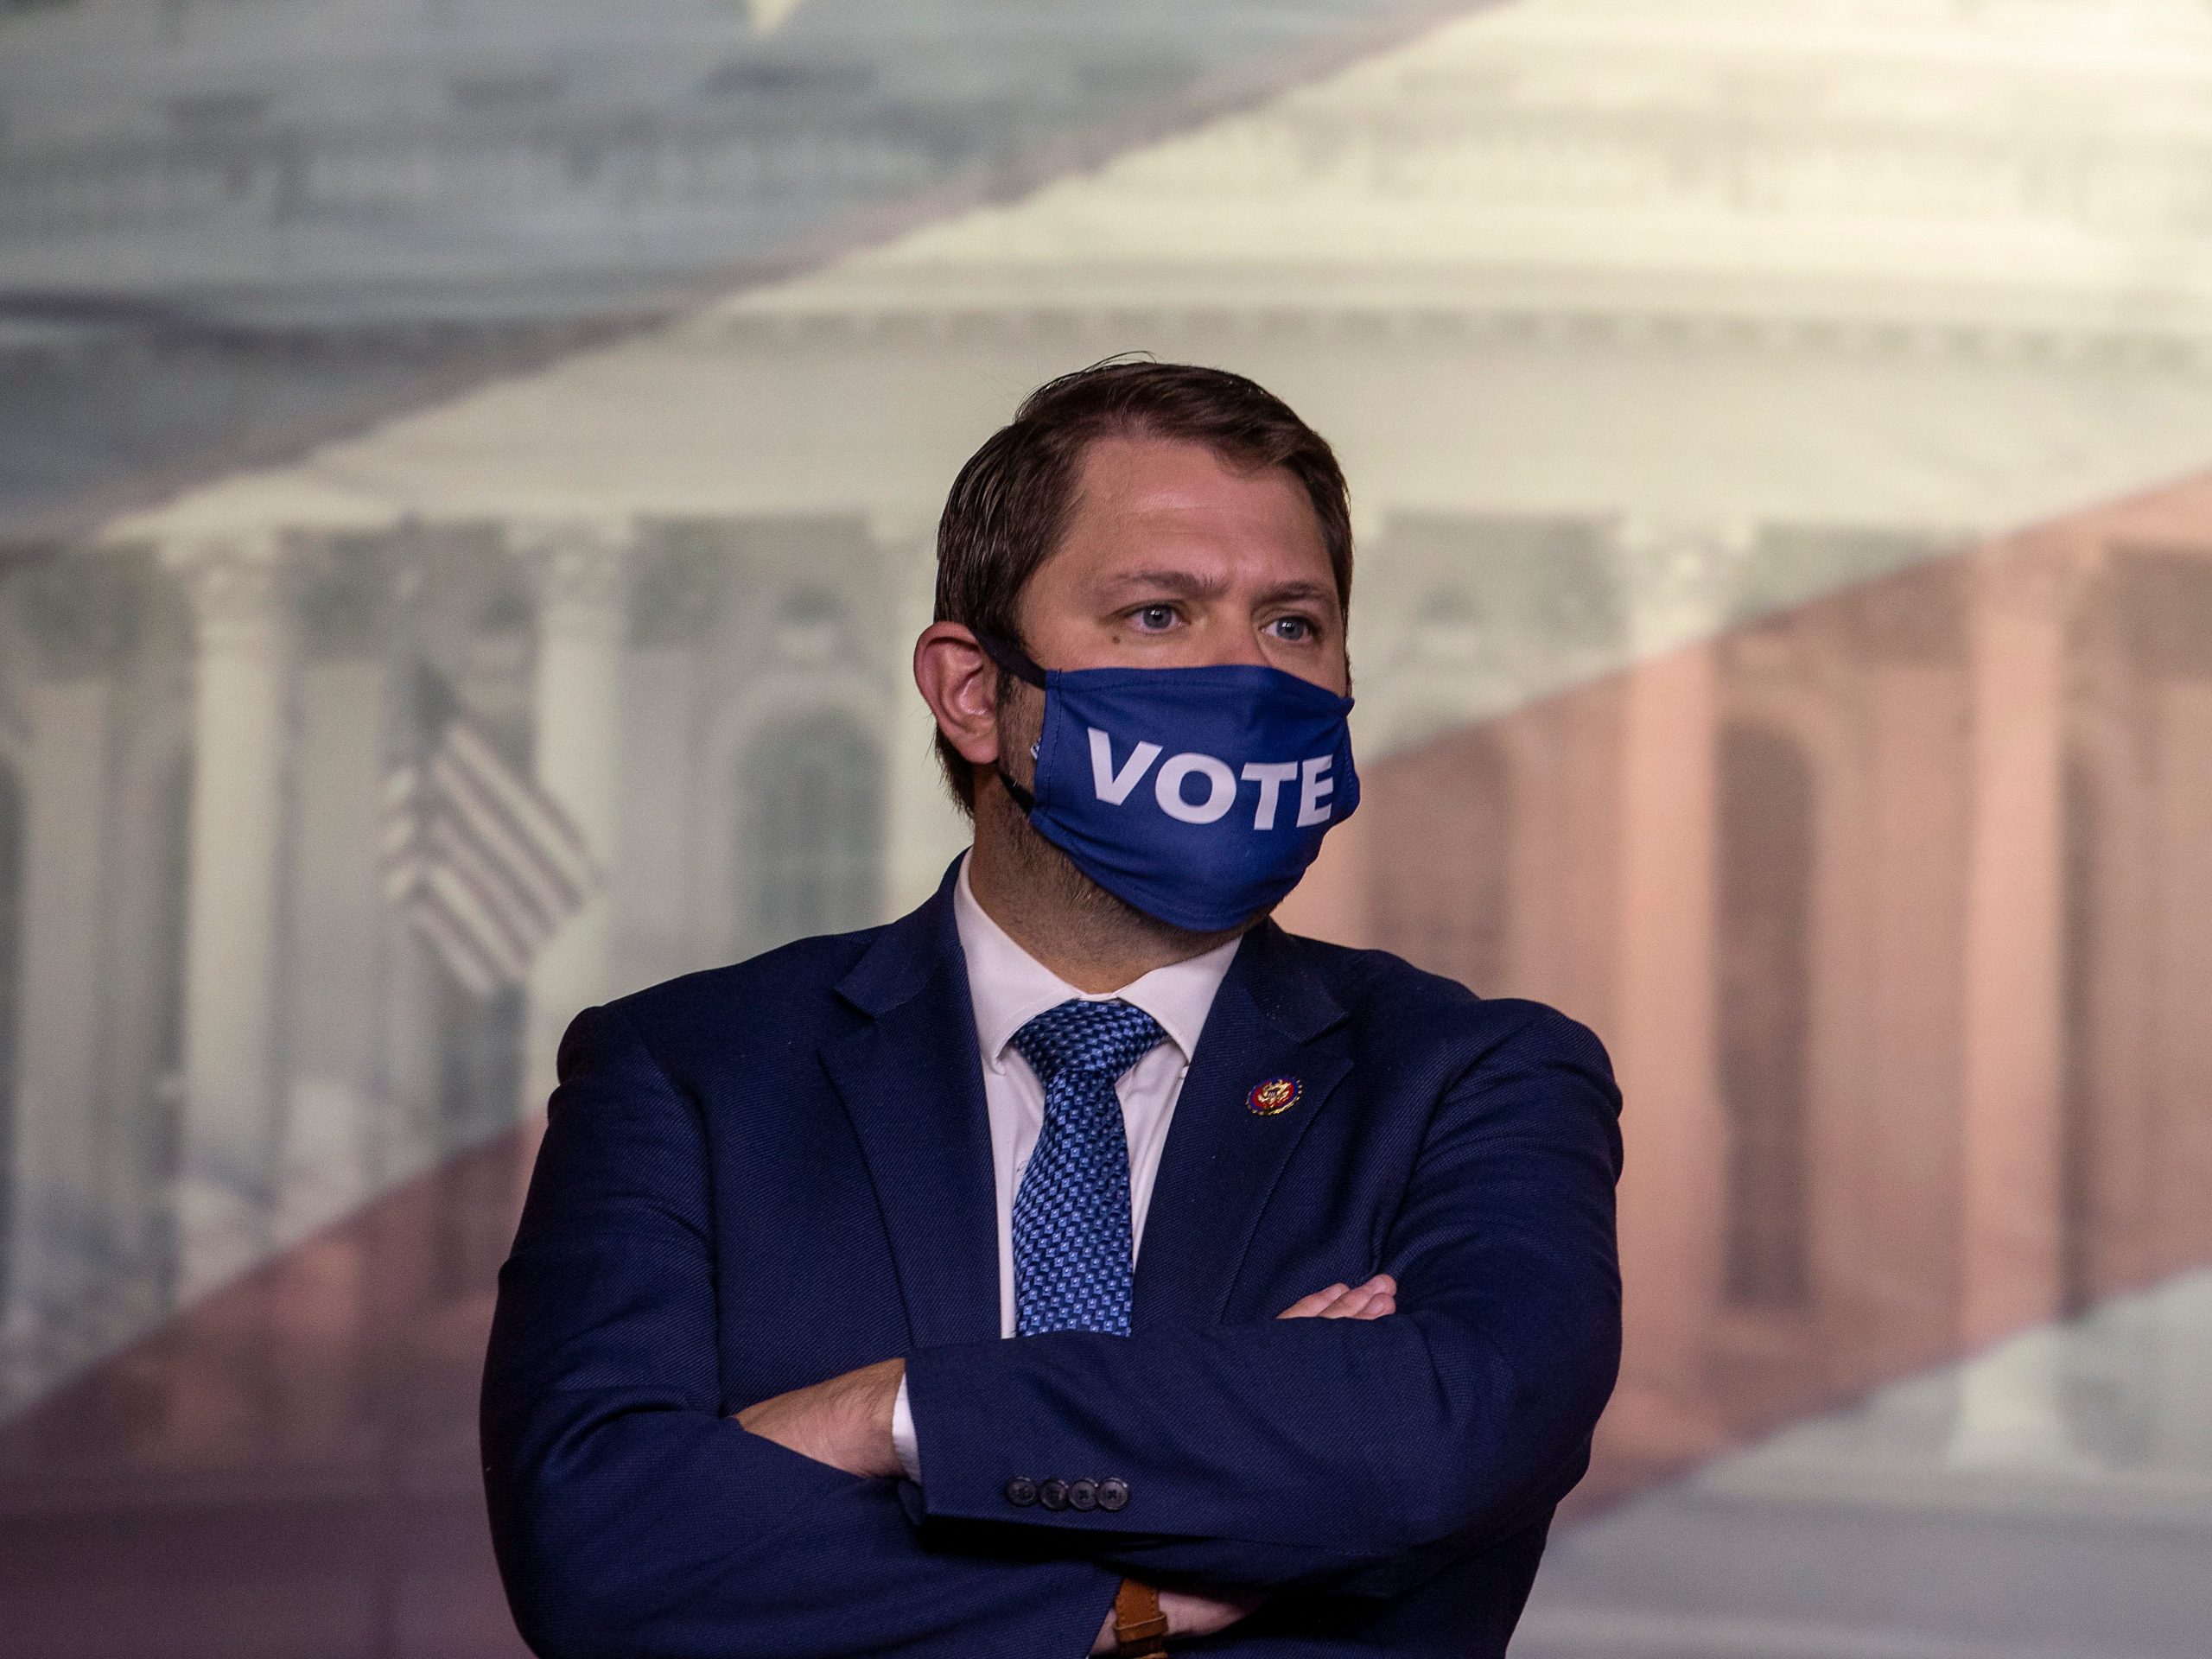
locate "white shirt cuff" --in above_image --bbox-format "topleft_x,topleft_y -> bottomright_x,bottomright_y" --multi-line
891,1373 -> 922,1483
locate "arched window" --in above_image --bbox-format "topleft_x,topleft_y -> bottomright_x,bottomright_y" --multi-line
0,758 -> 22,1320
1369,731 -> 1512,994
2058,754 -> 2101,1319
1717,723 -> 1815,1310
740,711 -> 885,956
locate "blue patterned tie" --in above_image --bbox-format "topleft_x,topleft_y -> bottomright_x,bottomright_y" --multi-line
1009,998 -> 1166,1337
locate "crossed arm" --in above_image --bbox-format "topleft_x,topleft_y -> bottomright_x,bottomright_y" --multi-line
481,1001 -> 1622,1658
734,1274 -> 1402,1651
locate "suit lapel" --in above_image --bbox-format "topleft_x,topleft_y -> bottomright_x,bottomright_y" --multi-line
821,878 -> 1353,1348
1132,922 -> 1351,1331
819,872 -> 1001,1351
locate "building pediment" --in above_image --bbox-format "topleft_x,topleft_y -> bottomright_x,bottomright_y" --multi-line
727,0 -> 2212,339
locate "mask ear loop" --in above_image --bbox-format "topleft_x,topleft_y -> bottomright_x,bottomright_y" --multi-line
969,630 -> 1049,814
969,629 -> 1049,687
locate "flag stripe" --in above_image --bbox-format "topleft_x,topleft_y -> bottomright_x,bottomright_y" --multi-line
426,811 -> 553,962
425,750 -> 582,926
404,893 -> 507,997
444,723 -> 598,891
429,746 -> 586,921
421,864 -> 535,985
380,670 -> 603,995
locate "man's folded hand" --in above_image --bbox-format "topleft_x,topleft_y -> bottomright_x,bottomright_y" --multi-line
1274,1272 -> 1396,1322
734,1355 -> 906,1478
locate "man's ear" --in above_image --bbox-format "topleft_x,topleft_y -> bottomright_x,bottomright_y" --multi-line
913,622 -> 1003,768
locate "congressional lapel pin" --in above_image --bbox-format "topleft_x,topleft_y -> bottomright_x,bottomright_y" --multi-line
1245,1076 -> 1302,1117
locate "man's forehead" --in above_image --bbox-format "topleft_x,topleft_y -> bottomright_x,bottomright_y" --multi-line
1073,432 -> 1304,511
1061,436 -> 1330,568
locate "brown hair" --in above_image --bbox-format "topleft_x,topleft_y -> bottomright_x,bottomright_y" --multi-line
931,357 -> 1353,810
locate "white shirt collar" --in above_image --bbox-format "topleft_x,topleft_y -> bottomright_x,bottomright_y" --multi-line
952,850 -> 1240,1073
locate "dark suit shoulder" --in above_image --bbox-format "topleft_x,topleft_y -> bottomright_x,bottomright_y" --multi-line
1278,930 -> 1613,1075
594,923 -> 891,1072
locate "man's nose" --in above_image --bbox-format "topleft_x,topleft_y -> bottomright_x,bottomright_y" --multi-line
1199,612 -> 1273,668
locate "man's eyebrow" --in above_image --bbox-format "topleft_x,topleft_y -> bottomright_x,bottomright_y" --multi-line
1255,578 -> 1340,610
1096,570 -> 1341,612
1098,569 -> 1230,598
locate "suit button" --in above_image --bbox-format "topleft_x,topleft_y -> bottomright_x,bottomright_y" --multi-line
1068,1478 -> 1097,1511
1038,1478 -> 1070,1510
1096,1478 -> 1129,1512
1003,1476 -> 1038,1507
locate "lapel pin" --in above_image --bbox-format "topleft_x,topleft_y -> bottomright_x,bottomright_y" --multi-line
1245,1076 -> 1302,1117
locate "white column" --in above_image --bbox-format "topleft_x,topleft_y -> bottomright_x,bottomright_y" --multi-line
1853,615 -> 1974,1456
516,520 -> 632,1118
162,531 -> 294,1303
1948,536 -> 2082,1466
1608,518 -> 1745,1458
271,604 -> 390,1248
3,575 -> 122,1348
2149,672 -> 2212,1471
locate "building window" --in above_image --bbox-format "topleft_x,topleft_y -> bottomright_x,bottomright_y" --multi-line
1370,731 -> 1511,995
1717,723 -> 1815,1311
0,759 -> 21,1320
740,711 -> 884,957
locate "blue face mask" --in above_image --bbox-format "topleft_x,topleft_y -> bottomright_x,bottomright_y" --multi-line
977,633 -> 1360,933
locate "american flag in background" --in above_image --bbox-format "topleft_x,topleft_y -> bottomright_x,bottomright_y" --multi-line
380,664 -> 601,995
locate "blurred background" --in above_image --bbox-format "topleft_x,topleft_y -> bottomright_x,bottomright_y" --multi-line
3,0 -> 2211,1653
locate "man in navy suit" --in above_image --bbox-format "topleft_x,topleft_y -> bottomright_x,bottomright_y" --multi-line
481,361 -> 1624,1656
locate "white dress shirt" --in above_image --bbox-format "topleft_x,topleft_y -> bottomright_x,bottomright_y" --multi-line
888,852 -> 1240,1482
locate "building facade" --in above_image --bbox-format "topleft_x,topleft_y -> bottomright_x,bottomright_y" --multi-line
3,0 -> 2212,1538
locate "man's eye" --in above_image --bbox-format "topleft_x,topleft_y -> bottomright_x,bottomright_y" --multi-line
1132,604 -> 1179,630
1268,616 -> 1315,642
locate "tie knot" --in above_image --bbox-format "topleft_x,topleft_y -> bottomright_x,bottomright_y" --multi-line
1010,998 -> 1165,1088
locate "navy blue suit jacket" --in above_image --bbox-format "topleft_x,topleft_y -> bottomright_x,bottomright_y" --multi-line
481,861 -> 1624,1657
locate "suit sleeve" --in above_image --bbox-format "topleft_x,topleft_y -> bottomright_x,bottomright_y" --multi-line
899,1003 -> 1624,1594
480,1002 -> 1123,1659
